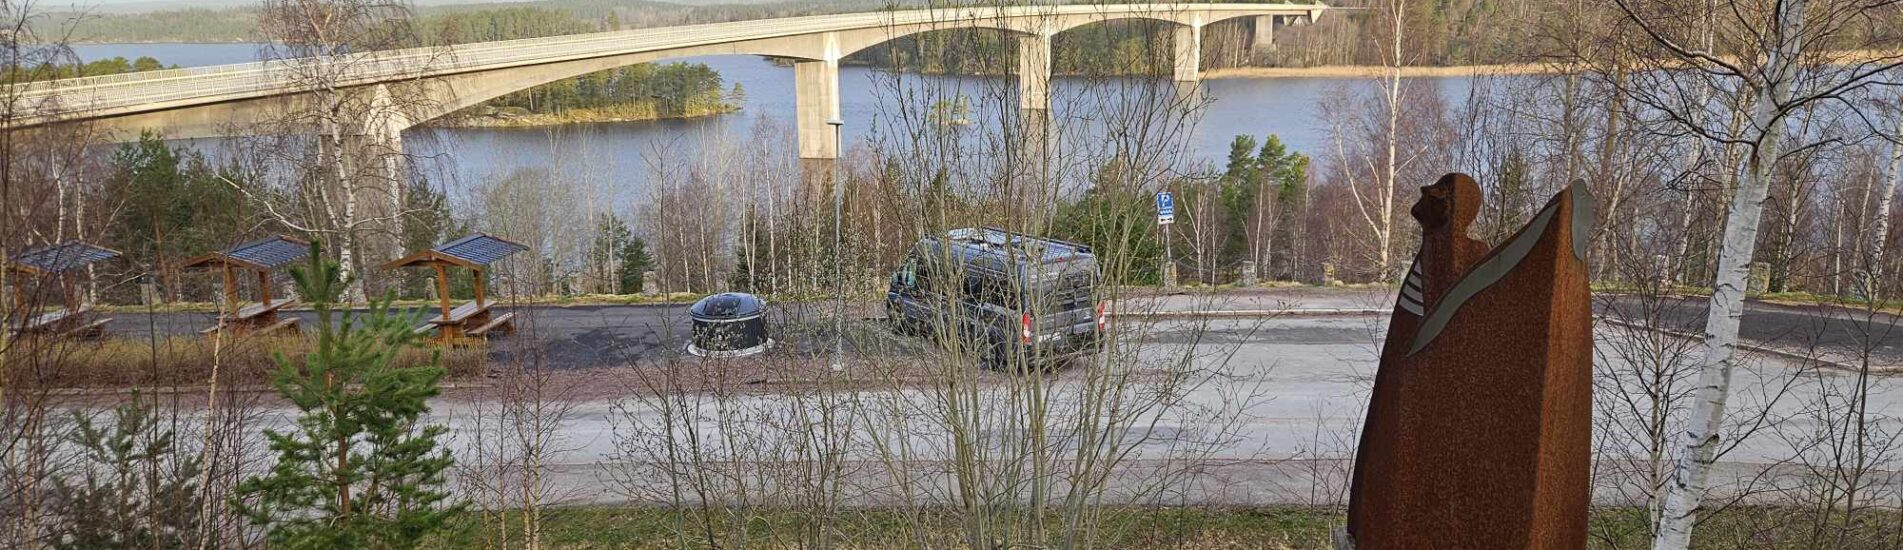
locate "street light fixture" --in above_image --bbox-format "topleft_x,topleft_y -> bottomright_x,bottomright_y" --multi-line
827,118 -> 845,372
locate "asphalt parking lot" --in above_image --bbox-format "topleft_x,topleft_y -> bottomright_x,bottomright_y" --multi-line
84,290 -> 1903,369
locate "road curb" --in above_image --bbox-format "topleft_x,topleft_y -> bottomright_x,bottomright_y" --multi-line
1109,308 -> 1386,319
1594,316 -> 1892,374
45,380 -> 496,397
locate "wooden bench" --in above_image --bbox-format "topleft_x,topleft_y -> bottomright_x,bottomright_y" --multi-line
58,317 -> 112,339
232,298 -> 294,321
19,308 -> 83,332
426,301 -> 487,325
9,308 -> 102,339
254,317 -> 300,336
200,298 -> 298,336
467,312 -> 516,337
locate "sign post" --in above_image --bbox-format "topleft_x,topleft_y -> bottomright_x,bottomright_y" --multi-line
1156,192 -> 1176,288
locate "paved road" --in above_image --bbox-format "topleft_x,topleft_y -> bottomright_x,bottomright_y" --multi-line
1598,295 -> 1903,362
72,307 -> 1903,506
428,315 -> 1903,506
92,290 -> 1903,368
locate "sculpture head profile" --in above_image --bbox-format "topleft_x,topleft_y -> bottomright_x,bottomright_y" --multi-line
1410,173 -> 1483,236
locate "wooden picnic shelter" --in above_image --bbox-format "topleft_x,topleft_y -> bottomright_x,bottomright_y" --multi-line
182,235 -> 309,336
6,241 -> 120,338
382,233 -> 527,344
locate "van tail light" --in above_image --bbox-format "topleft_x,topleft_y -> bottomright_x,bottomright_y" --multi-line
1020,313 -> 1034,345
1096,302 -> 1109,331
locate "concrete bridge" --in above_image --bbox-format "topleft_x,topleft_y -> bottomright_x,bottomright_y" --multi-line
7,3 -> 1329,288
8,3 -> 1329,160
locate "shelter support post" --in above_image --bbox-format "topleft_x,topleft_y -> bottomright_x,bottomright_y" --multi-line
221,264 -> 238,312
434,263 -> 452,321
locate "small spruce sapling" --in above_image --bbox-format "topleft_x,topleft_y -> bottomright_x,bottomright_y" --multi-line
234,241 -> 462,548
51,401 -> 203,550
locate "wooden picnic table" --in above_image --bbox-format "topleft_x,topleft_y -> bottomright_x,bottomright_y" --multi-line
200,298 -> 299,336
23,307 -> 83,330
386,234 -> 527,345
229,298 -> 294,322
9,307 -> 110,339
412,300 -> 515,343
426,301 -> 488,326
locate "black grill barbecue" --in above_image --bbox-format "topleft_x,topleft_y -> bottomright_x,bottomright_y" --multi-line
687,292 -> 771,357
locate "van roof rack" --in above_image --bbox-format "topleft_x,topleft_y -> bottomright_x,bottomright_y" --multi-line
944,227 -> 1091,257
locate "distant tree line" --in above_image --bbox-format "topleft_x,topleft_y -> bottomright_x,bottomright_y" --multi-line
2,55 -> 167,82
1052,134 -> 1312,285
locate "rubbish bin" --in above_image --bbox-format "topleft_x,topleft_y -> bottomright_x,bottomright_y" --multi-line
686,292 -> 772,357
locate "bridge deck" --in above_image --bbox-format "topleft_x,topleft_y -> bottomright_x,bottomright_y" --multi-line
5,3 -> 1327,126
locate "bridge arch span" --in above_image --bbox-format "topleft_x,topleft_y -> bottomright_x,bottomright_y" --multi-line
422,8 -> 1304,142
10,4 -> 1334,144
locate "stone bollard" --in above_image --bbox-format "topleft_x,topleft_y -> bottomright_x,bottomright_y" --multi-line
1749,261 -> 1771,292
1239,260 -> 1258,287
139,276 -> 159,307
1162,262 -> 1178,289
641,271 -> 660,296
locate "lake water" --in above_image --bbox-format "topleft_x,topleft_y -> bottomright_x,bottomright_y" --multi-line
73,43 -> 1476,202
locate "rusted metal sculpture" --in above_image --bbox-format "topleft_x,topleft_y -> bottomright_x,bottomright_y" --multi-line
1343,173 -> 1595,549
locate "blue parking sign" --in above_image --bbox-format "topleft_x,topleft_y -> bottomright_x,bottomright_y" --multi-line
1156,192 -> 1175,224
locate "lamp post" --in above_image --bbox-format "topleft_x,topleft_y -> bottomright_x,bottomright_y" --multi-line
828,118 -> 845,372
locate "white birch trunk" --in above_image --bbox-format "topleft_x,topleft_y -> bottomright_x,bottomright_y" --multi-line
1378,0 -> 1404,279
1652,2 -> 1806,547
1865,111 -> 1902,299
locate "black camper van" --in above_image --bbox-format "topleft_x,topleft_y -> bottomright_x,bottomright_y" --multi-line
885,227 -> 1104,368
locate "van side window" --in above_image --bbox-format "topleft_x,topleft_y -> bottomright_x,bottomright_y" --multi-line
915,259 -> 934,294
897,258 -> 917,288
964,274 -> 1018,309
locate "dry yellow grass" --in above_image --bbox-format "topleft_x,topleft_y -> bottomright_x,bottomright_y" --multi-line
5,334 -> 486,389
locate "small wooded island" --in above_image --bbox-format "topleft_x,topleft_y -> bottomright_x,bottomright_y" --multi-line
436,62 -> 744,128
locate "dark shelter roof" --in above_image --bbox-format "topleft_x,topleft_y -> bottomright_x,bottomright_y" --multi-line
383,234 -> 528,269
436,234 -> 528,265
9,241 -> 121,274
183,235 -> 311,271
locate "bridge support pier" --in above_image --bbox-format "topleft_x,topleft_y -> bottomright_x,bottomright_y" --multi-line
1252,15 -> 1277,53
1018,32 -> 1052,112
795,58 -> 841,202
1014,31 -> 1055,222
795,59 -> 841,161
1173,23 -> 1201,83
334,84 -> 411,296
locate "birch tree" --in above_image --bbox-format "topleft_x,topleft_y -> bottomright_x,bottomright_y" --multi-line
1607,1 -> 1903,547
1864,103 -> 1903,298
244,0 -> 447,300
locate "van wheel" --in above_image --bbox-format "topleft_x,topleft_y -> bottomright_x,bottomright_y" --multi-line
885,305 -> 911,335
981,343 -> 1008,370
